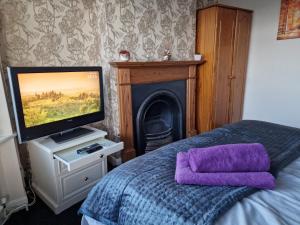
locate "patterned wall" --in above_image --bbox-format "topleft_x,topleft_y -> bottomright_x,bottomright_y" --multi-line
0,0 -> 217,169
0,0 -> 103,66
0,0 -> 203,138
0,0 -> 108,129
100,0 -> 198,136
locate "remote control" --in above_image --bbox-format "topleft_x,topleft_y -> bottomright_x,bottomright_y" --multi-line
77,143 -> 103,154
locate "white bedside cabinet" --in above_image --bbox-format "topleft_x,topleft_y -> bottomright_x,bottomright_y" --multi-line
27,126 -> 123,214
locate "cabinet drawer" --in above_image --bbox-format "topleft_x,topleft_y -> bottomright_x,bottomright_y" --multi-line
54,138 -> 123,171
62,162 -> 104,199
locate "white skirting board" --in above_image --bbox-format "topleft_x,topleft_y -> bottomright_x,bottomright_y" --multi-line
6,196 -> 28,211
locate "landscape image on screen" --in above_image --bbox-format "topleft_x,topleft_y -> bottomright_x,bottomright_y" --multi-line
18,71 -> 101,128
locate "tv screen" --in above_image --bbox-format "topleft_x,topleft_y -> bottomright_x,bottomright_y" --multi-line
8,67 -> 104,143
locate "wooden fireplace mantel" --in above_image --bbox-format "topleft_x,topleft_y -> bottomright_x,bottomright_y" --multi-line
109,60 -> 202,68
110,60 -> 205,161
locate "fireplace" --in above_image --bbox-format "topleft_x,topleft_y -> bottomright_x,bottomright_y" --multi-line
110,60 -> 204,161
132,81 -> 186,155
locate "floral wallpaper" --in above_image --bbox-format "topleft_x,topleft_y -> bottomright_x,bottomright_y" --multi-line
0,0 -> 109,136
0,0 -> 104,66
0,0 -> 216,168
0,0 -> 206,138
104,0 -> 196,61
100,0 -> 198,137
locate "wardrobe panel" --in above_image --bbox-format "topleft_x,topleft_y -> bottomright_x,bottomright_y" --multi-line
230,10 -> 252,122
213,7 -> 237,128
196,7 -> 218,132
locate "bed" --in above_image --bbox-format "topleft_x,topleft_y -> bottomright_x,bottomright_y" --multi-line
79,120 -> 300,225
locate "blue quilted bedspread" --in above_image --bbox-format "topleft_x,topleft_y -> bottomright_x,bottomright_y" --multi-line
79,120 -> 300,225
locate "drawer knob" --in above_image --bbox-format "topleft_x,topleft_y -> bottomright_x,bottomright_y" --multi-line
99,154 -> 104,158
84,177 -> 89,181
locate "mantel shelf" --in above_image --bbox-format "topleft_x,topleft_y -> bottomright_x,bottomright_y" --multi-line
109,59 -> 205,68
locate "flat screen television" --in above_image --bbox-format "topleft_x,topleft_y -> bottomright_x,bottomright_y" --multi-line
8,67 -> 104,143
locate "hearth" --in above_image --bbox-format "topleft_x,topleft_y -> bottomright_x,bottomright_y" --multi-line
132,81 -> 185,155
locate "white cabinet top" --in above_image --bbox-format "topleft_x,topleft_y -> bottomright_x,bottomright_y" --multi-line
31,126 -> 107,154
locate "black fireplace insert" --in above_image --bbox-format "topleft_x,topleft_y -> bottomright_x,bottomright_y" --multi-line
132,80 -> 186,155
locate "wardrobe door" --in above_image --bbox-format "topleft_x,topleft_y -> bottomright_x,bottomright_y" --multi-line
213,7 -> 237,128
196,7 -> 218,132
229,10 -> 252,123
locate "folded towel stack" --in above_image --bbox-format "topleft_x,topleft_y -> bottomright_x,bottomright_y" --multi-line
175,143 -> 275,189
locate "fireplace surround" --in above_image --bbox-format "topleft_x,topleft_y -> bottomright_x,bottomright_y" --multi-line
110,60 -> 204,161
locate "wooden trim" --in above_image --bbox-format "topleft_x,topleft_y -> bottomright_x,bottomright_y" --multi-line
112,61 -> 204,161
196,7 -> 218,133
116,69 -> 135,161
186,65 -> 197,137
229,10 -> 252,123
110,60 -> 204,68
198,4 -> 253,13
130,67 -> 189,85
117,68 -> 131,85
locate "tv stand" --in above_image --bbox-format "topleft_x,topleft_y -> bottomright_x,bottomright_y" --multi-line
50,127 -> 94,143
27,126 -> 124,214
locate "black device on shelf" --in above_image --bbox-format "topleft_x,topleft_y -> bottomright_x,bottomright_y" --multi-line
51,127 -> 95,144
8,66 -> 105,143
77,143 -> 103,155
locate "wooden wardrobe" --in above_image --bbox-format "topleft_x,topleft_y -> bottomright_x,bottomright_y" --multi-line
195,4 -> 252,133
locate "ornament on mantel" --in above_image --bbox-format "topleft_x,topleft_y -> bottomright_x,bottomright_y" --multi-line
119,50 -> 130,61
146,54 -> 151,61
162,49 -> 171,61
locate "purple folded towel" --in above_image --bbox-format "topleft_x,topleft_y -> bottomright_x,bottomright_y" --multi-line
188,143 -> 270,173
175,152 -> 275,189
